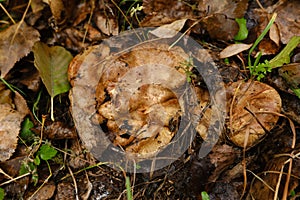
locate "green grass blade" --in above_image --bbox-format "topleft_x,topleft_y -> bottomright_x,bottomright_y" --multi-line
248,13 -> 277,67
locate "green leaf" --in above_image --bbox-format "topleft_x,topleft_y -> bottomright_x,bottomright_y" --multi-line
269,36 -> 300,68
37,144 -> 57,161
201,191 -> 210,200
234,18 -> 248,41
32,42 -> 73,120
34,155 -> 40,166
292,88 -> 300,99
20,118 -> 35,142
0,188 -> 5,200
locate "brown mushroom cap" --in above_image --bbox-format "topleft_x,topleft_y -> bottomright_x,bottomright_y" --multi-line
95,42 -> 189,158
226,80 -> 282,148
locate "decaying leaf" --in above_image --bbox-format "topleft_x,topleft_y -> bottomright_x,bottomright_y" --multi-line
28,183 -> 56,200
32,42 -> 73,120
220,43 -> 252,58
197,0 -> 249,19
200,14 -> 240,41
0,84 -> 29,161
253,0 -> 300,44
249,144 -> 300,199
96,15 -> 119,36
197,0 -> 248,41
149,19 -> 187,39
226,80 -> 282,148
140,0 -> 195,26
0,22 -> 40,78
279,63 -> 300,89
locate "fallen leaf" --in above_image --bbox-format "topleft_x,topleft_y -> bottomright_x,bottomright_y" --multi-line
253,1 -> 300,44
249,144 -> 300,199
0,22 -> 40,78
149,19 -> 187,39
269,23 -> 280,46
29,183 -> 56,200
274,0 -> 300,44
279,63 -> 300,89
32,42 -> 73,120
226,80 -> 282,148
197,0 -> 249,19
258,38 -> 279,55
140,0 -> 195,26
208,144 -> 237,182
220,43 -> 252,58
200,14 -> 239,41
0,84 -> 29,161
30,0 -> 45,13
96,15 -> 119,36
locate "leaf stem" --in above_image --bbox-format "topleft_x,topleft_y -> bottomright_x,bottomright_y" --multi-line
51,97 -> 54,121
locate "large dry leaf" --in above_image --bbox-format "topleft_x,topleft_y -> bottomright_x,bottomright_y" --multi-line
0,85 -> 29,161
140,0 -> 195,26
226,80 -> 282,148
0,22 -> 40,78
198,0 -> 249,18
274,0 -> 300,44
200,14 -> 240,41
96,15 -> 119,36
253,0 -> 300,44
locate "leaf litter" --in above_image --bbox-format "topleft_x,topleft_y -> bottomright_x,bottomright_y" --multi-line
0,0 -> 300,199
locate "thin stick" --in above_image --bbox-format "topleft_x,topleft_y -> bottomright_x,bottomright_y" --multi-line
0,172 -> 30,186
273,164 -> 284,200
11,0 -> 32,44
28,161 -> 52,200
0,3 -> 16,24
68,165 -> 80,200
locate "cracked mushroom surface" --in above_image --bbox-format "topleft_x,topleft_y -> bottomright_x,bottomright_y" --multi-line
95,43 -> 191,157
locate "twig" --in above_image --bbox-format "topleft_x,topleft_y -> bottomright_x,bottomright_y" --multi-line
11,0 -> 32,44
0,3 -> 16,24
68,165 -> 80,200
28,160 -> 52,200
0,172 -> 30,186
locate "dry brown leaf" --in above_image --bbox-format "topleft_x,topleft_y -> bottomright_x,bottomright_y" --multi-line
140,0 -> 195,27
253,1 -> 300,44
0,83 -> 29,161
149,19 -> 187,39
258,38 -> 279,55
31,0 -> 45,13
226,80 -> 282,148
269,23 -> 280,46
249,144 -> 300,199
274,0 -> 300,44
200,14 -> 239,41
198,0 -> 249,18
96,15 -> 119,36
0,22 -> 40,78
220,43 -> 253,58
29,183 -> 56,200
197,0 -> 248,41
